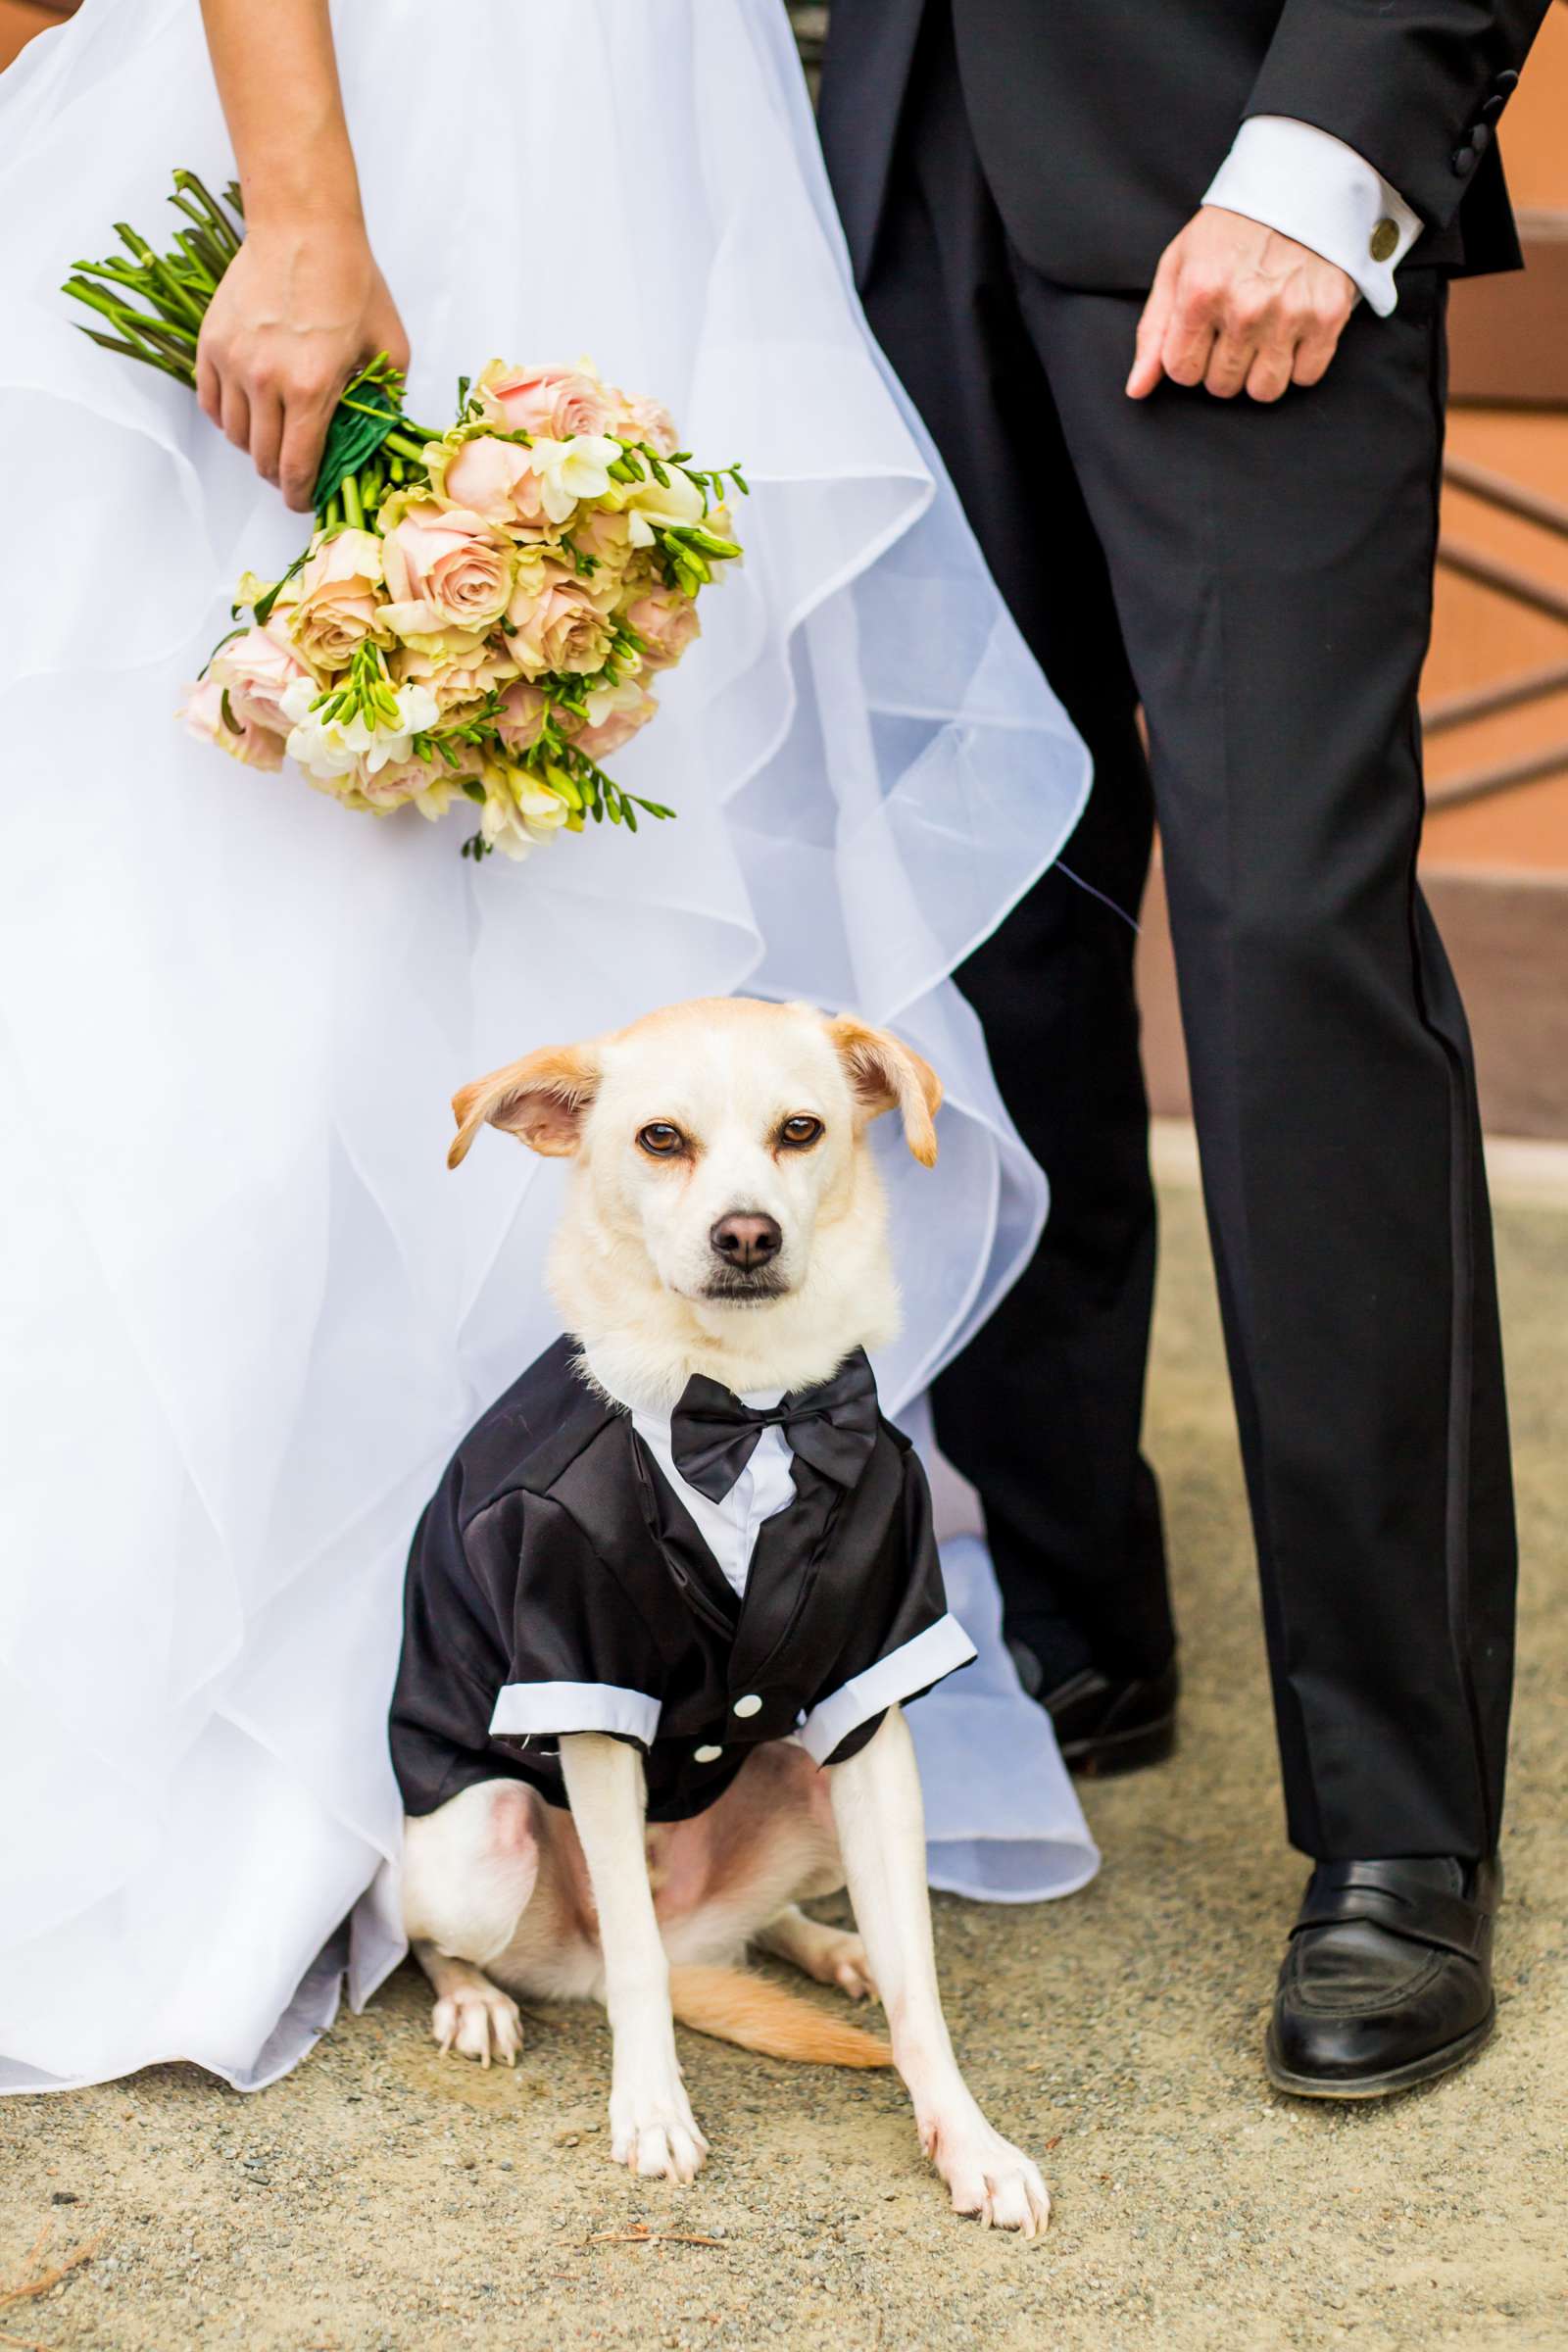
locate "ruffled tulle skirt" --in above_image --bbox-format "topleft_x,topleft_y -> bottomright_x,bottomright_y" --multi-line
0,0 -> 1097,2093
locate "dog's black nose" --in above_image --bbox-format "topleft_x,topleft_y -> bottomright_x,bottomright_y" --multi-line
710,1212 -> 783,1270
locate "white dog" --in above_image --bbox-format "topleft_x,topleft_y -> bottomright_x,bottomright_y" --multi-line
397,996 -> 1050,2235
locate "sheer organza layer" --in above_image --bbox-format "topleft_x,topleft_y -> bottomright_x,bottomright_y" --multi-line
0,0 -> 1096,2093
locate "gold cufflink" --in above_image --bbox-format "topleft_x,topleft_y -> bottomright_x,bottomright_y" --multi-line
1369,219 -> 1400,264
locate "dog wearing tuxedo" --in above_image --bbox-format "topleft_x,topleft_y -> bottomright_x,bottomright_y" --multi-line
392,995 -> 1050,2234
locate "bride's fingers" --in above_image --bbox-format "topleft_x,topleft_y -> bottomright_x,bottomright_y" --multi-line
248,384 -> 285,488
279,392 -> 333,514
195,348 -> 222,432
373,311 -> 412,379
219,373 -> 252,456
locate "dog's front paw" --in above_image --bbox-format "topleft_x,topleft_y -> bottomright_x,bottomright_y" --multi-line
922,2108 -> 1051,2238
609,2078 -> 709,2183
431,1979 -> 522,2069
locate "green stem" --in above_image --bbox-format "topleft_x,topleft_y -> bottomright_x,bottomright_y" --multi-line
171,225 -> 222,293
63,278 -> 197,381
78,256 -> 202,341
77,323 -> 189,380
113,225 -> 202,329
172,170 -> 243,260
340,469 -> 364,529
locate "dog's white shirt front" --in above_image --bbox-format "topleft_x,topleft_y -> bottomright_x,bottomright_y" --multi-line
618,1382 -> 796,1600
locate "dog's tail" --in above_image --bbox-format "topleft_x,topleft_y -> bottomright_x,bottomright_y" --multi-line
667,1966 -> 892,2069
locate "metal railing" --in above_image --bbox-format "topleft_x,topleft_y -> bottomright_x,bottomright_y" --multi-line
1429,455 -> 1568,809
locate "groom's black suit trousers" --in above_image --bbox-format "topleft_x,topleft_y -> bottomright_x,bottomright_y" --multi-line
837,8 -> 1517,1864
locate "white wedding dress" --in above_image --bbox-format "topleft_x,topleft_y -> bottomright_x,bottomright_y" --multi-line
0,0 -> 1098,2096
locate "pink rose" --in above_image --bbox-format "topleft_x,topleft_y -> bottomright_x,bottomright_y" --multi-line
476,363 -> 615,442
568,505 -> 635,587
380,503 -> 514,638
342,753 -> 463,816
573,681 -> 659,762
496,680 -> 549,755
506,564 -> 615,679
209,618 -> 312,732
288,528 -> 388,670
613,389 -> 679,457
397,639 -> 518,713
623,587 -> 701,672
180,675 -> 286,770
440,435 -> 554,537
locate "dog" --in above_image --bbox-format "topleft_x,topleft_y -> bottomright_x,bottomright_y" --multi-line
395,996 -> 1050,2235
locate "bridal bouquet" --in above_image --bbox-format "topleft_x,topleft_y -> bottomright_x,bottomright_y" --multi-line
64,173 -> 745,858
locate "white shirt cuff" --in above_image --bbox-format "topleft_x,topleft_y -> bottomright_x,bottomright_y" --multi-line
490,1681 -> 661,1746
797,1613 -> 977,1766
1202,115 -> 1423,318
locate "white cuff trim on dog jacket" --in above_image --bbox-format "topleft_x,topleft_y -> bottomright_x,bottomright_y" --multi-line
796,1613 -> 977,1766
489,1680 -> 662,1747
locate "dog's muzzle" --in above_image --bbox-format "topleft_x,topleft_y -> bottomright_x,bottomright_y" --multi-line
703,1210 -> 789,1301
701,1265 -> 791,1303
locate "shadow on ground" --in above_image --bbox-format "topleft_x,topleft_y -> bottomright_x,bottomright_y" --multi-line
3,1176 -> 1564,2352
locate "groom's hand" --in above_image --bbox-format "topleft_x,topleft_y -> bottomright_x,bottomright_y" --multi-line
1127,207 -> 1357,405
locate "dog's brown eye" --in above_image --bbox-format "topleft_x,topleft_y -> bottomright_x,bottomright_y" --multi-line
637,1122 -> 685,1157
779,1115 -> 824,1150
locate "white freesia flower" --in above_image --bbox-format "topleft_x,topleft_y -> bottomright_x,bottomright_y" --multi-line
519,434 -> 623,524
582,676 -> 648,729
622,464 -> 706,547
477,762 -> 573,860
280,677 -> 442,782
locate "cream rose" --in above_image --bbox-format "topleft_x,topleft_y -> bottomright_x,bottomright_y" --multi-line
341,753 -> 466,820
568,505 -> 636,586
613,389 -> 679,457
208,617 -> 313,732
380,503 -> 514,639
573,679 -> 660,762
622,587 -> 701,671
288,529 -> 389,670
506,564 -> 615,679
438,434 -> 555,537
180,675 -> 286,770
396,638 -> 518,713
496,680 -> 549,756
474,361 -> 616,442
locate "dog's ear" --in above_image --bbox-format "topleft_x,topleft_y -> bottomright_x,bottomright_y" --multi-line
826,1015 -> 943,1167
448,1042 -> 603,1167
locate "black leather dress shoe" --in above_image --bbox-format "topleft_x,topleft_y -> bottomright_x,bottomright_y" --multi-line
1267,1855 -> 1500,2099
1034,1656 -> 1180,1777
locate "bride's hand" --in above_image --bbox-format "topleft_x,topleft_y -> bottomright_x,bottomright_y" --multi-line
196,222 -> 410,513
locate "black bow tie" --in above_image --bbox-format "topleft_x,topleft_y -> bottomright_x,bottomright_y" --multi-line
668,1349 -> 880,1504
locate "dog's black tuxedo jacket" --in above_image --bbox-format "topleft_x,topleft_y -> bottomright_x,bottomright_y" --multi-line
391,1338 -> 976,1824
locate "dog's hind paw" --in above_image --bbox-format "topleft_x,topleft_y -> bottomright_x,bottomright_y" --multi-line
760,1911 -> 879,2002
609,2082 -> 709,2183
432,1980 -> 523,2069
824,1933 -> 877,2003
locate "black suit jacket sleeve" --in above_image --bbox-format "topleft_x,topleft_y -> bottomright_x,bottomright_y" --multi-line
1245,0 -> 1551,233
392,1482 -> 665,1817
